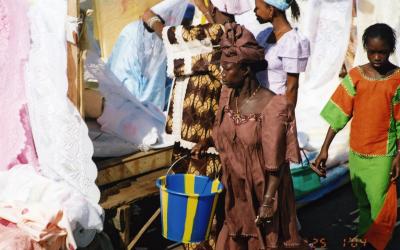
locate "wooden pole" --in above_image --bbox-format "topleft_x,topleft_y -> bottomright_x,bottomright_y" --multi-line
127,208 -> 161,250
67,0 -> 83,115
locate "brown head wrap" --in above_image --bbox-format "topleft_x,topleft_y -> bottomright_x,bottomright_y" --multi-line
220,23 -> 265,64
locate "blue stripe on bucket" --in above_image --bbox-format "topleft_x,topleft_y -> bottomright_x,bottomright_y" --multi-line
191,194 -> 215,242
167,189 -> 188,242
167,175 -> 185,193
194,176 -> 212,195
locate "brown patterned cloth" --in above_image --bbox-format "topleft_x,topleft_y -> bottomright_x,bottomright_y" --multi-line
162,23 -> 226,250
162,23 -> 225,166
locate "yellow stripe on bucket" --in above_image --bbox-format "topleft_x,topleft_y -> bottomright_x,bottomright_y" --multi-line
162,188 -> 169,237
211,180 -> 219,193
205,181 -> 220,238
184,174 -> 196,195
182,196 -> 199,242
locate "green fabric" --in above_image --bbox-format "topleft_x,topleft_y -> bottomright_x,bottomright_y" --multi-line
392,86 -> 400,105
342,74 -> 356,97
392,87 -> 400,139
320,100 -> 350,132
348,151 -> 392,236
388,114 -> 397,155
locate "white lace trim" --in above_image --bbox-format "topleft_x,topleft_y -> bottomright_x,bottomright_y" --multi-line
162,25 -> 213,78
25,0 -> 100,204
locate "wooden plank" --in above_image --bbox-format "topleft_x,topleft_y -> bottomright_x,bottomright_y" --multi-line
92,0 -> 161,59
101,168 -> 166,209
67,0 -> 80,110
96,147 -> 172,186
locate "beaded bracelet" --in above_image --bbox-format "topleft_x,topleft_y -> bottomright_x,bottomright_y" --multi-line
147,16 -> 162,30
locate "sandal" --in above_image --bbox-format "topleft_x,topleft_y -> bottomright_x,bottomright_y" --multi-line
310,163 -> 326,178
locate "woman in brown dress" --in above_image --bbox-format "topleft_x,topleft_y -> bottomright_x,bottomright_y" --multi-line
194,22 -> 310,250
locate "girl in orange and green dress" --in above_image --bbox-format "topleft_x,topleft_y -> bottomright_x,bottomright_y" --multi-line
313,23 -> 400,249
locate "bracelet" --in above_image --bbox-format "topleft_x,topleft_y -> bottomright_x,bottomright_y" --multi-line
262,204 -> 273,208
264,194 -> 276,200
147,16 -> 162,30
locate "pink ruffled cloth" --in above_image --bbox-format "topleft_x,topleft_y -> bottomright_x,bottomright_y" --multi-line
0,0 -> 38,170
210,0 -> 252,15
0,201 -> 76,250
0,224 -> 43,250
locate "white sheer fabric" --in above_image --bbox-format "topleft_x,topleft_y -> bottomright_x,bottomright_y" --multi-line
0,165 -> 103,245
294,0 -> 353,166
25,0 -> 100,204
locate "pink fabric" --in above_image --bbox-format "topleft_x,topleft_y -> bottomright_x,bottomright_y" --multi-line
0,224 -> 43,250
0,0 -> 38,170
0,201 -> 76,249
211,0 -> 252,15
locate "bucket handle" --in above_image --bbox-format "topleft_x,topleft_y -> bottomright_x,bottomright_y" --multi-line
165,153 -> 190,176
301,148 -> 310,168
165,153 -> 221,180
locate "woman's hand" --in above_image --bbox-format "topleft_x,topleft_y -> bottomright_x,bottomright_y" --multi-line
191,140 -> 210,160
255,196 -> 275,226
390,154 -> 400,182
312,149 -> 328,178
142,8 -> 156,24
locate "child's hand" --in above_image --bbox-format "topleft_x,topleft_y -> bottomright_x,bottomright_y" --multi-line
311,150 -> 328,178
390,154 -> 400,182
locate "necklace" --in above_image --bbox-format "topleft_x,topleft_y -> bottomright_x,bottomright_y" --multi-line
235,84 -> 261,117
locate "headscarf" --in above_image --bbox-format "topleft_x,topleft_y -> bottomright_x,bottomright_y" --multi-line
210,0 -> 252,15
264,0 -> 293,11
220,23 -> 265,65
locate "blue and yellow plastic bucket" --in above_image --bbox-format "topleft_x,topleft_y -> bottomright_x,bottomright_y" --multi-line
156,173 -> 223,243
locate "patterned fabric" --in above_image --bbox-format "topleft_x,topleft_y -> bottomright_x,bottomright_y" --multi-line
162,23 -> 225,250
321,67 -> 400,156
164,24 -> 224,153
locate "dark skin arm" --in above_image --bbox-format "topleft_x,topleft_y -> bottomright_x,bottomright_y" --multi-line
142,9 -> 164,38
193,0 -> 215,23
256,168 -> 283,225
391,140 -> 400,182
312,127 -> 337,177
286,73 -> 300,120
142,0 -> 219,38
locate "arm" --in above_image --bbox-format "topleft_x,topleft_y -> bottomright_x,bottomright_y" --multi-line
142,9 -> 164,38
286,73 -> 299,108
286,73 -> 299,120
391,140 -> 400,182
312,127 -> 337,177
194,0 -> 215,23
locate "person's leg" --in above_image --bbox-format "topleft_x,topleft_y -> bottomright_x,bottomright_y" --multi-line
348,152 -> 373,236
362,157 -> 392,221
348,152 -> 392,236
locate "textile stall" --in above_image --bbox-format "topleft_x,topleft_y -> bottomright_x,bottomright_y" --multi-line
0,0 -> 103,248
